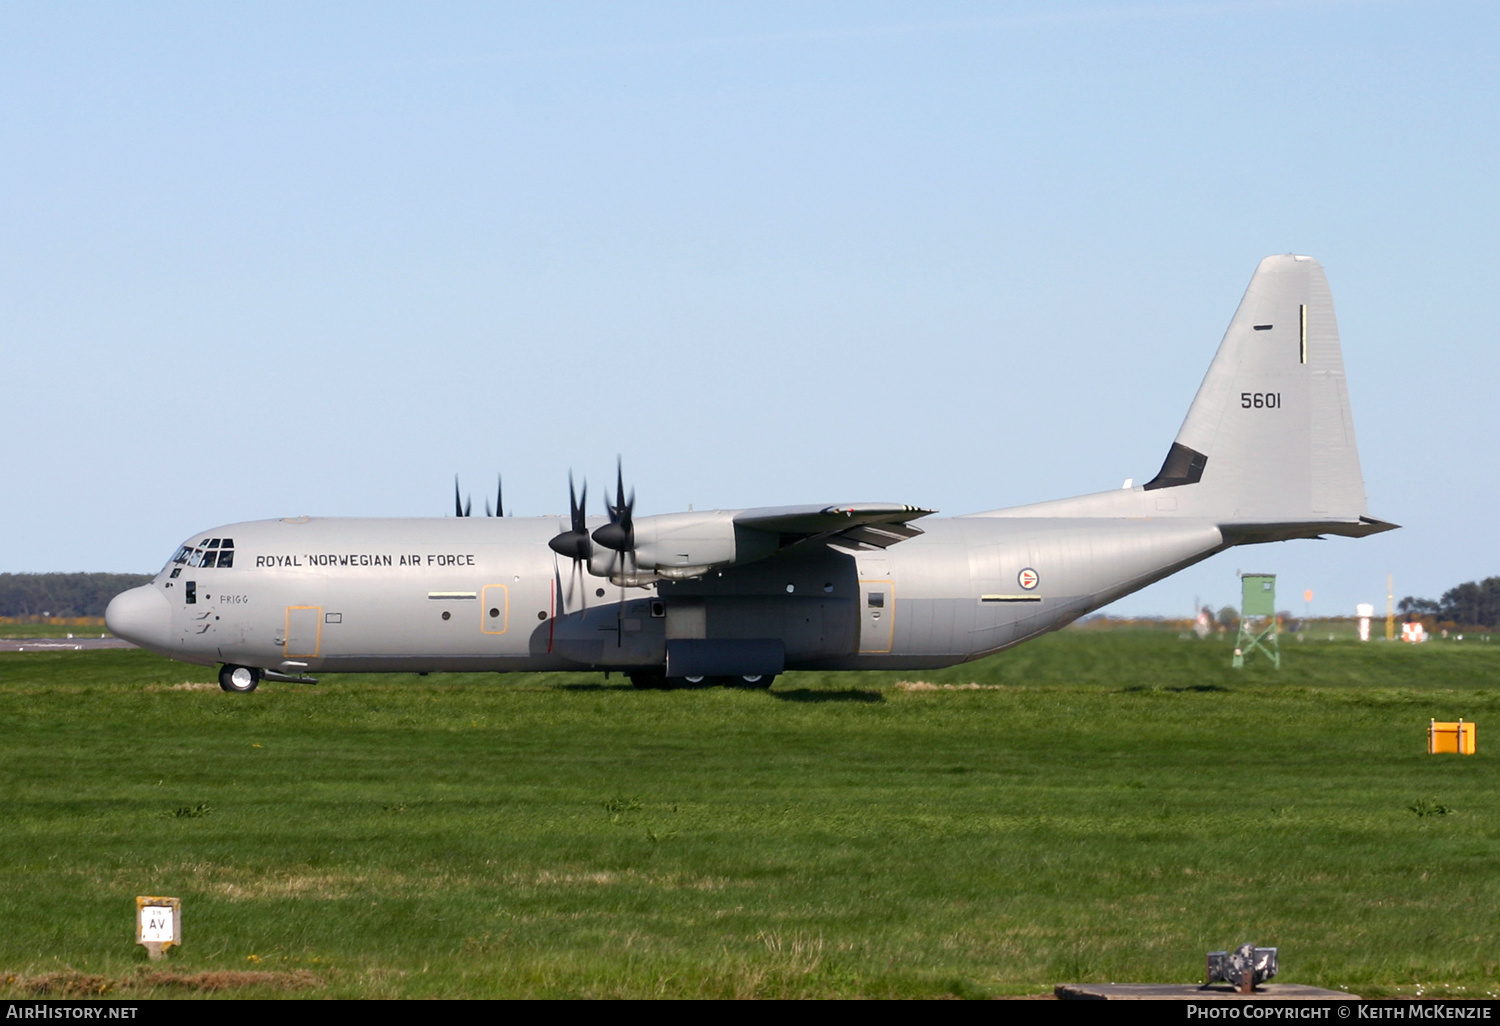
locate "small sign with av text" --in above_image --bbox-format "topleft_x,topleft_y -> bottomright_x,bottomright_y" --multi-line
136,896 -> 181,960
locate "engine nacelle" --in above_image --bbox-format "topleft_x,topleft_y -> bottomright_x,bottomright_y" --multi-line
587,511 -> 778,582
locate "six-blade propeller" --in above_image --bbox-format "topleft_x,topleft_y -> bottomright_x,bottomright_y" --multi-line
454,475 -> 504,518
590,459 -> 635,560
454,463 -> 641,599
547,473 -> 592,562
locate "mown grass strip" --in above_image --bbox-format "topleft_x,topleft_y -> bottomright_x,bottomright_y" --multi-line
1,632 -> 1497,998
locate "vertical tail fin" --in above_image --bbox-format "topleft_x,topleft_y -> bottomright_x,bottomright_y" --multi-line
1144,254 -> 1377,528
983,255 -> 1394,539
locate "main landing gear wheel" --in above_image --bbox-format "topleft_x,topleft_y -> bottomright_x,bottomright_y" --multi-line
219,664 -> 261,693
733,674 -> 775,690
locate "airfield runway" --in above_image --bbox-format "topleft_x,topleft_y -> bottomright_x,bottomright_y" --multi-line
0,636 -> 135,652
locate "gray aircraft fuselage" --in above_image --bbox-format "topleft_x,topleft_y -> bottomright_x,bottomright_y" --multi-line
112,513 -> 1223,676
105,255 -> 1393,688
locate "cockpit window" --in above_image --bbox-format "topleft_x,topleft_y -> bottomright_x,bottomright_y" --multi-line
169,537 -> 235,572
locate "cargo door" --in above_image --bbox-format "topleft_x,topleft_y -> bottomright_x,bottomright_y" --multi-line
283,606 -> 322,658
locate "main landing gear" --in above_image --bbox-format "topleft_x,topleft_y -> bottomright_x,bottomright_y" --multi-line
218,664 -> 261,693
627,672 -> 776,691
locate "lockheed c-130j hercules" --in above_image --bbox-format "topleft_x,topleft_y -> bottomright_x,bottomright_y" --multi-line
107,255 -> 1394,692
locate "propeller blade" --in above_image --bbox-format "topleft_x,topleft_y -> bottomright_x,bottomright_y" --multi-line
592,458 -> 635,552
496,474 -> 504,518
571,473 -> 588,534
464,494 -> 472,518
454,476 -> 463,517
484,497 -> 492,517
547,471 -> 594,561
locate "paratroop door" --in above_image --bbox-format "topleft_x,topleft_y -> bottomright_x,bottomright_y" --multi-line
284,606 -> 322,658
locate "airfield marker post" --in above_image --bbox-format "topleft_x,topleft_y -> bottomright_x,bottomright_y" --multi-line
135,895 -> 180,960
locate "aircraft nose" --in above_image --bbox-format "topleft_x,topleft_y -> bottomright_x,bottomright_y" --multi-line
105,586 -> 172,650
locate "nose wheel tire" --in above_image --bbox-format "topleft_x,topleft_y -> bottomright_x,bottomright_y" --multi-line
219,664 -> 261,693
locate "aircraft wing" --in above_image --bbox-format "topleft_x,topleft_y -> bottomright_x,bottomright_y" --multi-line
597,503 -> 936,585
734,503 -> 936,549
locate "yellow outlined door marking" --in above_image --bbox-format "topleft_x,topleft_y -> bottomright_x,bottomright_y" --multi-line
284,606 -> 322,658
481,585 -> 509,635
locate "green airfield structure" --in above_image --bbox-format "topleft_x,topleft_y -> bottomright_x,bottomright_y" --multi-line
1233,572 -> 1280,669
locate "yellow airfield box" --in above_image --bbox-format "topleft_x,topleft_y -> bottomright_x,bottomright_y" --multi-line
1428,720 -> 1476,755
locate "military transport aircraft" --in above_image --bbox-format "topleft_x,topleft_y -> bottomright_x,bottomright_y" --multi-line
106,255 -> 1394,692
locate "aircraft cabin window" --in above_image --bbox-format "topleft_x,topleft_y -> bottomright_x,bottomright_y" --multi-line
867,592 -> 885,608
185,581 -> 196,604
217,549 -> 233,567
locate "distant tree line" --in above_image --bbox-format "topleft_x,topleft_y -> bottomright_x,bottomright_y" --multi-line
0,573 -> 153,618
1399,576 -> 1500,629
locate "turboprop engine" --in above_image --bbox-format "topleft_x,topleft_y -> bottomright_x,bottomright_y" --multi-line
550,460 -> 932,589
588,509 -> 779,584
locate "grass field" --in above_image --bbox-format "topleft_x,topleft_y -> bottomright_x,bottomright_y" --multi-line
2,631 -> 1498,999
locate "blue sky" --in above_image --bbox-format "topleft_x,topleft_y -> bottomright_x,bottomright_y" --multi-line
2,1 -> 1495,617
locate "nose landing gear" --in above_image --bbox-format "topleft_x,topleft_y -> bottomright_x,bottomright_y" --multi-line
218,664 -> 261,693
